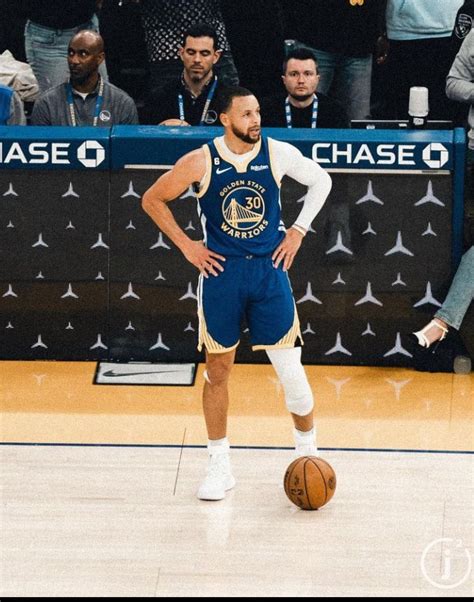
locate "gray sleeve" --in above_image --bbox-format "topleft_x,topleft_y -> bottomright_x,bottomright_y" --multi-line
118,94 -> 139,125
446,30 -> 474,104
7,91 -> 26,125
30,96 -> 53,126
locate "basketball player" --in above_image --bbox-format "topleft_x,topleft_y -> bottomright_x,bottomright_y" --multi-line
142,86 -> 332,501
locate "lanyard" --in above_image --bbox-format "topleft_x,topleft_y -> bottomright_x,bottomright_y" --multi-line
67,77 -> 105,127
178,76 -> 218,125
285,94 -> 318,129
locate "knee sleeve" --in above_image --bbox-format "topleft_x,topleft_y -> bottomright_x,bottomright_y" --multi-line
266,348 -> 314,416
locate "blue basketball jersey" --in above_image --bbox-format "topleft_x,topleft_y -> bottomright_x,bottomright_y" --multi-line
196,136 -> 285,256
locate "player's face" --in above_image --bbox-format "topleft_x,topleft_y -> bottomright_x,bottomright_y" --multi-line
179,36 -> 220,83
283,58 -> 319,100
226,95 -> 261,144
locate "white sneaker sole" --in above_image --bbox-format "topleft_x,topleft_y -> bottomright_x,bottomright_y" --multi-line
197,476 -> 236,501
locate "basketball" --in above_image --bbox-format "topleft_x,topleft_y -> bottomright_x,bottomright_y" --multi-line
284,456 -> 336,510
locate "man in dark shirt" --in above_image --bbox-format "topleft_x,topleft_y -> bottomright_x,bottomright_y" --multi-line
31,30 -> 138,126
147,23 -> 225,126
261,48 -> 347,129
138,0 -> 238,97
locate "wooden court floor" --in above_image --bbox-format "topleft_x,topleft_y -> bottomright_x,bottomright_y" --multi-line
1,361 -> 473,597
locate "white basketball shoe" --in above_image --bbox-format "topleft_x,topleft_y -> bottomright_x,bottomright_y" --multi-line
197,441 -> 236,501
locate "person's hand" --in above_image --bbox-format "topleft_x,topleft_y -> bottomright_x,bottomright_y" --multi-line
159,118 -> 191,127
182,240 -> 226,278
375,34 -> 389,65
272,227 -> 304,271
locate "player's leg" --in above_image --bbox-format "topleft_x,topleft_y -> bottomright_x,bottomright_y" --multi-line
197,264 -> 244,500
203,349 -> 236,440
248,259 -> 318,456
198,349 -> 237,501
266,347 -> 318,457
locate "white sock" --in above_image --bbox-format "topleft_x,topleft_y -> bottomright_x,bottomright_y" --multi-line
294,427 -> 317,447
208,437 -> 229,454
208,437 -> 228,447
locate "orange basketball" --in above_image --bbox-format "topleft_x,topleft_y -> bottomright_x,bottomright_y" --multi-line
284,456 -> 336,510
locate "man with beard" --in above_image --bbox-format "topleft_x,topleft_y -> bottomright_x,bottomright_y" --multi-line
261,48 -> 348,129
142,86 -> 332,501
31,30 -> 138,126
146,24 -> 226,126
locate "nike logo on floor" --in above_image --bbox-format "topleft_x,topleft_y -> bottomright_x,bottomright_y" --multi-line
102,369 -> 183,377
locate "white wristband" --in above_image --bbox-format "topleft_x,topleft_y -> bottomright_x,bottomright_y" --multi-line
291,224 -> 307,237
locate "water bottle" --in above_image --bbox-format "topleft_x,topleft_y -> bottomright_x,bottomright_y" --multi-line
453,355 -> 472,374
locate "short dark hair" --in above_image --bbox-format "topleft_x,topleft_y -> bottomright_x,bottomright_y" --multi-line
218,86 -> 255,114
182,23 -> 219,50
283,48 -> 319,74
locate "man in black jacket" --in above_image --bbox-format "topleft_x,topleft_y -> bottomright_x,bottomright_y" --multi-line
261,48 -> 347,129
146,23 -> 226,126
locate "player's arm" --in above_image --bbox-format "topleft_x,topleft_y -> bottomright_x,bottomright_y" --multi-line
142,148 -> 225,277
270,139 -> 332,271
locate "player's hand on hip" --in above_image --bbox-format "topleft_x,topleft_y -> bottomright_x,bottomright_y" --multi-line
183,240 -> 225,278
272,228 -> 304,271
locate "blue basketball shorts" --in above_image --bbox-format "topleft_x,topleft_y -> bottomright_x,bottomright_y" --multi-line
197,255 -> 302,353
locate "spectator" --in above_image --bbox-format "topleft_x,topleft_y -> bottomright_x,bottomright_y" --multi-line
24,0 -> 107,93
445,0 -> 474,126
139,0 -> 238,97
282,0 -> 387,121
146,24 -> 225,126
412,246 -> 473,350
31,30 -> 138,126
383,0 -> 463,120
260,48 -> 348,129
0,83 -> 26,125
451,0 -> 474,54
446,28 -> 474,250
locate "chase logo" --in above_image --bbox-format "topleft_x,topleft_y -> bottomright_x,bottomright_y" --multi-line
77,140 -> 106,168
0,139 -> 107,169
312,141 -> 452,170
422,143 -> 449,169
